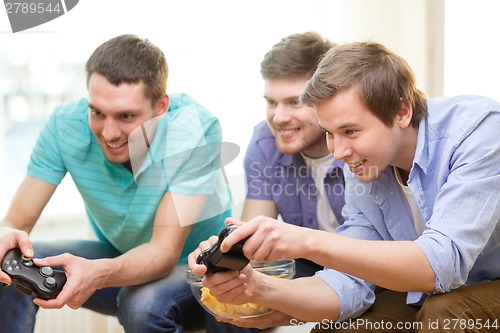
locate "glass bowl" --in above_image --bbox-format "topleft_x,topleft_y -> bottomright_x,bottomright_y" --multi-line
187,259 -> 295,318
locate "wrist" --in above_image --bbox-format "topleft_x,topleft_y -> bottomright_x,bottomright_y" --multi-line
302,228 -> 320,261
249,271 -> 274,305
94,258 -> 121,289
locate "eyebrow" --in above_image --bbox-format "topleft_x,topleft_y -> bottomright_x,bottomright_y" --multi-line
263,95 -> 300,102
318,121 -> 359,133
337,122 -> 359,129
88,103 -> 141,115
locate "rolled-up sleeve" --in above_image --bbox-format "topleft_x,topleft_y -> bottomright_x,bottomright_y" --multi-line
316,268 -> 376,322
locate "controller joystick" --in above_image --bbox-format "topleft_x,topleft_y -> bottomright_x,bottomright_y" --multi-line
1,248 -> 66,299
196,225 -> 250,274
21,255 -> 34,267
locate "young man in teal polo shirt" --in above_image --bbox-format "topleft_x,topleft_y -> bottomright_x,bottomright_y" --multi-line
0,34 -> 230,333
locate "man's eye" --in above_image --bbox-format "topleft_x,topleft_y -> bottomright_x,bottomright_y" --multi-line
120,114 -> 132,119
90,109 -> 101,116
346,129 -> 357,135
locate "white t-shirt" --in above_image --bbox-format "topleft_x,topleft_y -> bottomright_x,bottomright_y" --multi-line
393,166 -> 425,235
302,153 -> 340,232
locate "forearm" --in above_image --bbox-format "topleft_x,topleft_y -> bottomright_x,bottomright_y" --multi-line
4,206 -> 38,233
94,191 -> 199,288
240,199 -> 278,221
304,231 -> 436,293
95,242 -> 179,288
1,217 -> 32,233
2,176 -> 56,233
252,275 -> 340,322
0,219 -> 13,228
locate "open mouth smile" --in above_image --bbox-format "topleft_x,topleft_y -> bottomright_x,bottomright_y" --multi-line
104,141 -> 128,152
278,128 -> 299,138
348,159 -> 366,168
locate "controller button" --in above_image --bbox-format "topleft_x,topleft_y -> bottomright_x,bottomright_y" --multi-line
14,265 -> 21,270
11,260 -> 18,265
40,266 -> 54,277
44,277 -> 57,289
6,266 -> 13,272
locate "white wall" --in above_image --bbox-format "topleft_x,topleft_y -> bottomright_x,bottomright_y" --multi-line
444,0 -> 500,101
340,0 -> 444,97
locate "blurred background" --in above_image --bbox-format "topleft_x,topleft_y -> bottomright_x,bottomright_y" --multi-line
0,1 -> 499,331
1,0 -> 499,209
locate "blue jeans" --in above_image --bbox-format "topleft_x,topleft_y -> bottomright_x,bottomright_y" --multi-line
0,240 -> 205,333
205,258 -> 323,333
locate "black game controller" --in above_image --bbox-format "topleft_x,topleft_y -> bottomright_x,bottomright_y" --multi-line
2,248 -> 66,299
197,225 -> 250,274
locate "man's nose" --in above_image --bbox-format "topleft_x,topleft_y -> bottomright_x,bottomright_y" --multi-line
273,104 -> 292,124
102,118 -> 121,141
332,136 -> 352,161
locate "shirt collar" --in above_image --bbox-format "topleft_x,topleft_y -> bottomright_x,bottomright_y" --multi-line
412,116 -> 429,175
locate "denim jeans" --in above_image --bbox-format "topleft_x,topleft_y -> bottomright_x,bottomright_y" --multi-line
0,240 -> 205,333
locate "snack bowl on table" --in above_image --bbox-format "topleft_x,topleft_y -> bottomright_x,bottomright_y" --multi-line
187,259 -> 295,318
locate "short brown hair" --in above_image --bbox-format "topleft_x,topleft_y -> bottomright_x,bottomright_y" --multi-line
301,42 -> 427,127
85,34 -> 168,107
260,31 -> 336,80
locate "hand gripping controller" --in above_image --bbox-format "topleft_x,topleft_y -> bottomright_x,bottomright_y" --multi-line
2,248 -> 66,299
196,225 -> 250,274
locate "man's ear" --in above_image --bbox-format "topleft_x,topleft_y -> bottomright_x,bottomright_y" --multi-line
156,94 -> 170,116
397,99 -> 413,129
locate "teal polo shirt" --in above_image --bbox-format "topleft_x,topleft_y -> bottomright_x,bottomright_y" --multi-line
28,93 -> 230,263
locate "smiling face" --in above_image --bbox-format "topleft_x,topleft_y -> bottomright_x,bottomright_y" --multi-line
265,78 -> 329,158
88,73 -> 168,167
316,86 -> 416,183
